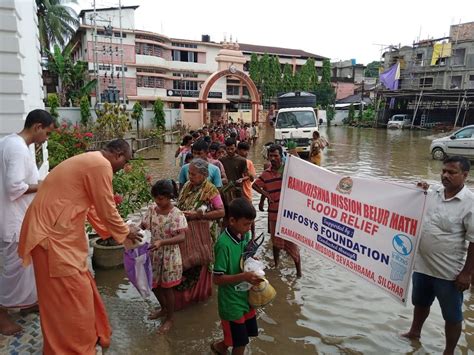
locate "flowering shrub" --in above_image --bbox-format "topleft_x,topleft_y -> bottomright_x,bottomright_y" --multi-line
47,123 -> 94,169
112,159 -> 152,219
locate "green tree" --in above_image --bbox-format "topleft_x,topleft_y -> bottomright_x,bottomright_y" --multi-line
281,64 -> 294,93
248,53 -> 261,89
36,0 -> 79,54
79,95 -> 91,127
93,103 -> 129,141
298,60 -> 312,91
316,59 -> 335,107
259,53 -> 271,103
268,56 -> 282,97
131,102 -> 144,137
364,61 -> 381,78
348,104 -> 355,124
326,106 -> 335,125
306,58 -> 319,93
321,59 -> 332,84
153,99 -> 166,130
47,93 -> 60,124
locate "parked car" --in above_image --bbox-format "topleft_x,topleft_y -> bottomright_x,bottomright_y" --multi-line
430,125 -> 474,160
387,114 -> 412,129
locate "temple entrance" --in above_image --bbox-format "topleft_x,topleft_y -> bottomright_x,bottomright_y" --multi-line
198,66 -> 260,125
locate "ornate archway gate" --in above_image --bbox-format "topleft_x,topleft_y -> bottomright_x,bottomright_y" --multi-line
198,67 -> 260,125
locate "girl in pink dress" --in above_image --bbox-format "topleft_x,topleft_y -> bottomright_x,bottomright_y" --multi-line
141,180 -> 188,334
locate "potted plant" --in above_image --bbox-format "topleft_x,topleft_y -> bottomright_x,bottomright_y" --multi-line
91,159 -> 152,269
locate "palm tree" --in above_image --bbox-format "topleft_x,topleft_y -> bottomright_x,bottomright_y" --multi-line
36,0 -> 79,53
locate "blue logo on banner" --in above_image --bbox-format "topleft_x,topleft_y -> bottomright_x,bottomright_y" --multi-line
392,234 -> 413,256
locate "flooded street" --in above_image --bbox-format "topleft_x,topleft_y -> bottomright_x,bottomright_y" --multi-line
97,126 -> 474,354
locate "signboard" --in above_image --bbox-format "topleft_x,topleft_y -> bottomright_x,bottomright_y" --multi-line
166,89 -> 222,99
276,155 -> 427,304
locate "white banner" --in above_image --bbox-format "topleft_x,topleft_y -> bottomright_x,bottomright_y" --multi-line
276,155 -> 428,304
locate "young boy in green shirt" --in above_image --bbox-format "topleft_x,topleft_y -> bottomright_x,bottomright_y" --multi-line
211,198 -> 264,355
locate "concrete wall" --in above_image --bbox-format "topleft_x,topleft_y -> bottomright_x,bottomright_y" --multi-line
81,8 -> 136,29
334,82 -> 355,100
0,0 -> 48,175
53,107 -> 181,130
182,110 -> 201,130
334,110 -> 349,125
0,0 -> 44,135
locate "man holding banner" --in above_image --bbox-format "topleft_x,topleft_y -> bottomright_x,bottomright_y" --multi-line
403,156 -> 474,355
253,144 -> 302,277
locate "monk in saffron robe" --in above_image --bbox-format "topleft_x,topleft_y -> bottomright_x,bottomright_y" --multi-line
18,139 -> 141,355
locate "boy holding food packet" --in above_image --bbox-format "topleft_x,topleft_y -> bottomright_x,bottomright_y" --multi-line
211,198 -> 264,355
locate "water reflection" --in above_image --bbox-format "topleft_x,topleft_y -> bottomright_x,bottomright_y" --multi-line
98,126 -> 473,354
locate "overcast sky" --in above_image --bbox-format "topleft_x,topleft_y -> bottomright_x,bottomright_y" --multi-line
78,0 -> 474,65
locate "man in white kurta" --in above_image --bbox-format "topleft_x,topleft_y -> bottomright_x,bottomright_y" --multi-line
0,109 -> 55,335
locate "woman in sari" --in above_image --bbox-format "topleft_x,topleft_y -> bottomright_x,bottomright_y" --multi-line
174,159 -> 225,309
310,131 -> 329,166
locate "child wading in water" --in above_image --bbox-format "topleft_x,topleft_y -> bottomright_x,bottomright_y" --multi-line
141,179 -> 188,334
211,198 -> 264,355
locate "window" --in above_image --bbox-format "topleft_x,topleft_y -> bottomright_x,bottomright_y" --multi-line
276,111 -> 316,129
419,77 -> 433,88
135,34 -> 165,43
226,86 -> 240,95
242,87 -> 249,96
450,75 -> 462,89
136,67 -> 165,74
135,43 -> 163,57
415,53 -> 424,66
115,66 -> 128,72
172,50 -> 198,62
469,75 -> 474,89
455,127 -> 474,139
98,64 -> 111,71
172,72 -> 198,78
173,80 -> 198,91
452,48 -> 466,65
114,32 -> 126,38
137,76 -> 164,88
183,102 -> 198,109
171,42 -> 197,48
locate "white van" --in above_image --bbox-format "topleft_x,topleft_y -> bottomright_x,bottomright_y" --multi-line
387,114 -> 412,129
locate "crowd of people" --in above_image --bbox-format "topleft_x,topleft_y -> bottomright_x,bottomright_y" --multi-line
0,109 -> 473,355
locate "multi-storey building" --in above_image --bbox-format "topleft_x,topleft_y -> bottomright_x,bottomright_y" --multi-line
377,22 -> 474,126
68,6 -> 326,119
382,22 -> 474,90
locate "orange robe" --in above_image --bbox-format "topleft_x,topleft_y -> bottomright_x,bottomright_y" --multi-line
18,151 -> 129,355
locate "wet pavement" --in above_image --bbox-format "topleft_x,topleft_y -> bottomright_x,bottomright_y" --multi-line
1,126 -> 473,354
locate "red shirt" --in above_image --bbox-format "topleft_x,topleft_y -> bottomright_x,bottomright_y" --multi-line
254,167 -> 282,221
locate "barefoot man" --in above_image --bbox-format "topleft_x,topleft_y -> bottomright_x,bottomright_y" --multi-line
252,144 -> 302,277
403,156 -> 474,355
18,139 -> 142,354
0,109 -> 55,335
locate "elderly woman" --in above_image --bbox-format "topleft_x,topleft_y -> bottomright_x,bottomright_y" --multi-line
174,159 -> 225,309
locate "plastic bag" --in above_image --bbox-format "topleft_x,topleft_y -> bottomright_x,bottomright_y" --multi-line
123,230 -> 153,298
243,257 -> 265,277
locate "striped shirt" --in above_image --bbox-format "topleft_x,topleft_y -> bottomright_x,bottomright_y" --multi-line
254,167 -> 282,221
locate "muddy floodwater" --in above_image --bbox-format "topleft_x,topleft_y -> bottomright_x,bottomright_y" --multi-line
97,126 -> 474,354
